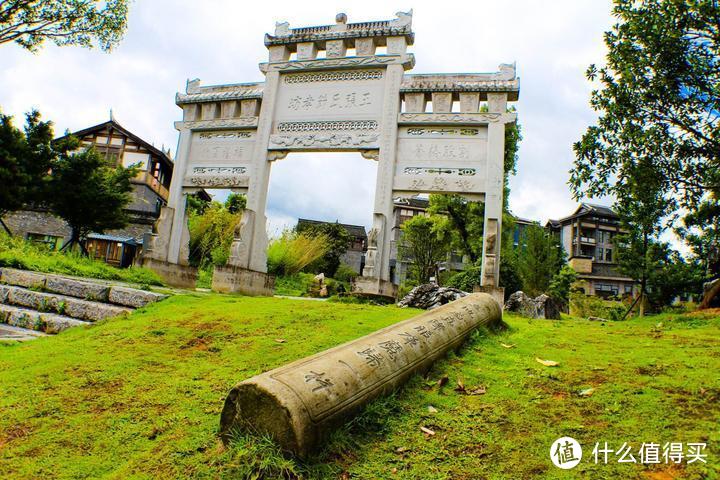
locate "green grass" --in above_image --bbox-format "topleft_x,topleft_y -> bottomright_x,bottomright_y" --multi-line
0,233 -> 164,286
0,295 -> 718,479
274,272 -> 316,297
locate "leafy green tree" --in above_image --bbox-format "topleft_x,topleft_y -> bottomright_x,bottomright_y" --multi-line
679,197 -> 720,308
399,215 -> 450,284
515,225 -> 563,297
49,140 -> 136,253
571,0 -> 720,240
0,0 -> 130,52
296,222 -> 351,278
0,110 -> 54,233
186,193 -> 210,216
224,193 -> 246,214
428,195 -> 484,263
613,157 -> 672,317
548,265 -> 578,309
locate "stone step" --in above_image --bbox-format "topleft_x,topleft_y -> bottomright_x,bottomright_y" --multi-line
0,285 -> 132,322
0,268 -> 168,308
0,304 -> 90,334
0,324 -> 48,341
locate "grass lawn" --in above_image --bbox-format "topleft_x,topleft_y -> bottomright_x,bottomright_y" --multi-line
0,294 -> 718,479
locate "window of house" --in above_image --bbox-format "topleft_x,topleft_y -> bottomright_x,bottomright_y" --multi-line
605,248 -> 612,262
26,233 -> 62,250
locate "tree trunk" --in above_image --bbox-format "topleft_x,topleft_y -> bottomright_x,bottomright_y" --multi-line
699,279 -> 720,310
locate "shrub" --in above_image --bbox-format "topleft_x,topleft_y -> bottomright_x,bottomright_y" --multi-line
446,267 -> 482,292
334,263 -> 359,283
569,292 -> 627,320
273,273 -> 316,297
266,230 -> 329,276
188,202 -> 240,268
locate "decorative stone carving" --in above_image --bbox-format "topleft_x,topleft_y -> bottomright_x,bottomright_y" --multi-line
266,150 -> 289,161
268,133 -> 379,149
398,113 -> 506,124
228,211 -> 253,268
283,70 -> 383,83
360,149 -> 379,161
184,175 -> 249,188
403,166 -> 476,176
191,166 -> 247,175
176,118 -> 259,130
144,206 -> 174,262
261,54 -> 415,72
276,120 -> 377,132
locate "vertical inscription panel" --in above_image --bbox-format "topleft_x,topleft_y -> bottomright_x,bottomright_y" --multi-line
393,126 -> 488,194
183,131 -> 256,188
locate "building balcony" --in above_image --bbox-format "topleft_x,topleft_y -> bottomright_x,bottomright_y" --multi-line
133,171 -> 169,201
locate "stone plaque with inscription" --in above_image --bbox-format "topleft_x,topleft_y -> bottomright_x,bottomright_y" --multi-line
393,126 -> 489,194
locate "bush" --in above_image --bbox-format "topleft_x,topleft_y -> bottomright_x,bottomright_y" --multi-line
334,263 -> 359,283
267,230 -> 329,276
446,267 -> 481,292
188,202 -> 240,268
569,292 -> 627,320
0,232 -> 164,286
273,273 -> 316,297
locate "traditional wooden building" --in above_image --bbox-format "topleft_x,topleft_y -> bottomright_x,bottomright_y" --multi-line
3,118 -> 176,267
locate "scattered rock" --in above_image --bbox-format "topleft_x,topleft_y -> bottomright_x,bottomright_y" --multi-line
588,316 -> 608,322
397,284 -> 467,309
504,291 -> 561,319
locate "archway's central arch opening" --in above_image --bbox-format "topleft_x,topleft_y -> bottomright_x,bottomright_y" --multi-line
266,152 -> 378,284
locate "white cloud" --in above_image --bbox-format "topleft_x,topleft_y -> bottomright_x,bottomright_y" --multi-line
0,0 -> 616,231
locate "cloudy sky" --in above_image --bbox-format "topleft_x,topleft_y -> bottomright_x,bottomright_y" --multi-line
0,0 -> 615,235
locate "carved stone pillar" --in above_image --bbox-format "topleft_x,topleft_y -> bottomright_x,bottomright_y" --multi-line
374,63 -> 404,283
241,70 -> 282,273
166,128 -> 192,265
480,93 -> 508,287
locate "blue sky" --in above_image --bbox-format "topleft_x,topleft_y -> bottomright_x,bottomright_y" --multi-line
0,0 -> 616,234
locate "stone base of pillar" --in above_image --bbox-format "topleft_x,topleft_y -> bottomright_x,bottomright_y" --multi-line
212,265 -> 274,296
143,258 -> 198,289
351,276 -> 397,299
473,285 -> 505,309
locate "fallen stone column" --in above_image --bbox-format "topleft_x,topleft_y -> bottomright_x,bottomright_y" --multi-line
219,292 -> 502,456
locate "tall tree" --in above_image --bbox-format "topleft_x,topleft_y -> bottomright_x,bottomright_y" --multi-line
49,139 -> 136,253
515,224 -> 563,297
614,157 -> 671,316
0,110 -> 54,233
571,0 -> 720,235
679,197 -> 720,307
0,0 -> 129,52
398,215 -> 450,284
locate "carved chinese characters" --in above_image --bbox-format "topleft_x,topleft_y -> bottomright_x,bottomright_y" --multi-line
220,293 -> 502,456
393,126 -> 488,194
183,130 -> 255,188
274,69 -> 385,126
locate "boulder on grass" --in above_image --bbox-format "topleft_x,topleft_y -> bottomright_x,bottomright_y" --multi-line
397,284 -> 467,310
504,291 -> 561,319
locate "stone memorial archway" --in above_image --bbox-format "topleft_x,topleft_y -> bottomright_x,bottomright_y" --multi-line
144,11 -> 519,297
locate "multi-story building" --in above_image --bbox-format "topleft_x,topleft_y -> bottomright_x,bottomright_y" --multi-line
546,203 -> 635,297
2,117 -> 175,267
296,219 -> 368,274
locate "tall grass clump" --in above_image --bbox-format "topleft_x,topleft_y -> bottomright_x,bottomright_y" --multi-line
188,203 -> 241,268
0,232 -> 164,286
266,230 -> 329,276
